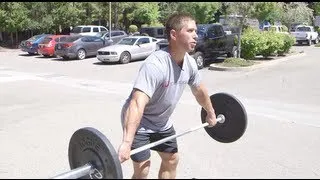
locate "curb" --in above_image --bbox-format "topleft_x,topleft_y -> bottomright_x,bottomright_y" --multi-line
208,52 -> 306,72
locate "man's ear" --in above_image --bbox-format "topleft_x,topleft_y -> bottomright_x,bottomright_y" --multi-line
170,29 -> 177,41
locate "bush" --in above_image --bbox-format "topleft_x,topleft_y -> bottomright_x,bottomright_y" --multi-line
282,25 -> 288,32
240,28 -> 266,60
259,31 -> 284,58
128,25 -> 138,33
277,34 -> 296,55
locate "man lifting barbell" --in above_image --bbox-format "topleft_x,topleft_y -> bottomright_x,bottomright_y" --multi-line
51,12 -> 248,179
118,12 -> 217,179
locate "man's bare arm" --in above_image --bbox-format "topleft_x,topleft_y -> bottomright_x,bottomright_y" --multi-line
191,82 -> 215,115
122,89 -> 150,146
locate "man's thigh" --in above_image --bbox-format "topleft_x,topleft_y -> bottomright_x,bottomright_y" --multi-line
150,126 -> 178,153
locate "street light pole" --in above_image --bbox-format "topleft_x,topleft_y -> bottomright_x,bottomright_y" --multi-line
109,2 -> 111,41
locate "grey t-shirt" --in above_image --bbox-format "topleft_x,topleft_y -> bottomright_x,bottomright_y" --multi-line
121,47 -> 201,133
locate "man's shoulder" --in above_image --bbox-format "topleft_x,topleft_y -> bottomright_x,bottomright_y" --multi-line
144,49 -> 170,67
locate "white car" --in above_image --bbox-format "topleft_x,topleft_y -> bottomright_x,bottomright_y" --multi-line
96,36 -> 161,64
70,25 -> 108,36
290,25 -> 319,45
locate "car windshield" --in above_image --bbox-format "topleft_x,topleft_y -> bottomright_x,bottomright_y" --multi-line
296,27 -> 311,32
118,38 -> 137,45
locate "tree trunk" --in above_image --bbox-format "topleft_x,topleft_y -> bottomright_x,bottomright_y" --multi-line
10,32 -> 13,47
0,31 -> 3,42
114,2 -> 119,29
15,30 -> 18,47
237,18 -> 244,58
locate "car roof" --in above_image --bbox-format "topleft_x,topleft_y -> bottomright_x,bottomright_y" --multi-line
125,36 -> 151,39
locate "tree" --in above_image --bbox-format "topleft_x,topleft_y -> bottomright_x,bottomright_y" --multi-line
252,2 -> 282,25
4,2 -> 30,45
177,2 -> 221,24
132,2 -> 160,27
279,2 -> 314,28
224,2 -> 255,58
158,2 -> 179,26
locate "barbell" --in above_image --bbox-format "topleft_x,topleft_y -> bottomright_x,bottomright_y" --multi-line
51,92 -> 247,179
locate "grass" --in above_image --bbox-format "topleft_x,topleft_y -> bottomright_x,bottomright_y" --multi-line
315,43 -> 320,47
219,58 -> 255,67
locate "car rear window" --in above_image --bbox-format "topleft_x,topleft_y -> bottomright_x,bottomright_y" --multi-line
71,27 -> 82,33
296,27 -> 311,32
41,37 -> 53,44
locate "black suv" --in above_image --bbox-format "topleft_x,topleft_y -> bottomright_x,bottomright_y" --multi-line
157,23 -> 238,69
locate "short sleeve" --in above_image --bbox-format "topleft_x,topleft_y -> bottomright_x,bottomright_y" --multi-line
133,63 -> 163,98
187,56 -> 202,88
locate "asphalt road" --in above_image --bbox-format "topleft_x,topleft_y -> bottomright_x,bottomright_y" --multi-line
0,44 -> 319,179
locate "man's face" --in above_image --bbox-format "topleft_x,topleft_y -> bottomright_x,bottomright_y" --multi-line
170,19 -> 198,53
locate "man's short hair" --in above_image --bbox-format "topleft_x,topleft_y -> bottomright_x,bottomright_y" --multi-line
165,12 -> 196,40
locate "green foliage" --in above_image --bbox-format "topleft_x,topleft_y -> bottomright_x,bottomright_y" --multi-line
259,31 -> 284,58
128,24 -> 138,33
253,2 -> 282,24
277,33 -> 295,55
132,2 -> 159,26
240,28 -> 266,59
279,2 -> 314,28
240,28 -> 295,60
177,2 -> 221,24
312,2 -> 320,16
282,25 -> 288,32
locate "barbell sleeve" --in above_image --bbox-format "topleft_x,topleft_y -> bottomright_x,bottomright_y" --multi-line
130,114 -> 225,155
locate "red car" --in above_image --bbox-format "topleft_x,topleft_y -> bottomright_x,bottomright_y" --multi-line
38,35 -> 68,57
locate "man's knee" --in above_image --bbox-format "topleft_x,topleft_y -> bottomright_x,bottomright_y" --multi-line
132,160 -> 151,179
160,152 -> 179,166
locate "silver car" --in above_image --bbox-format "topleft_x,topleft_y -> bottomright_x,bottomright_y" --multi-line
96,36 -> 160,64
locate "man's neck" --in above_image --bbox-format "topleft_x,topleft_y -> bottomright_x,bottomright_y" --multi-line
168,44 -> 185,67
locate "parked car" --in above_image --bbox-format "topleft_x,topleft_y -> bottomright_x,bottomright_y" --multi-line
139,27 -> 166,39
54,35 -> 107,60
38,35 -> 69,57
96,36 -> 160,64
19,34 -> 52,55
70,25 -> 108,36
263,25 -> 289,34
156,23 -> 238,69
96,30 -> 128,45
290,25 -> 319,45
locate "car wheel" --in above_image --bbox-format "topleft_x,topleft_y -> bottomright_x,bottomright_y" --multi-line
314,38 -> 319,44
77,49 -> 86,60
193,51 -> 204,70
119,51 -> 131,64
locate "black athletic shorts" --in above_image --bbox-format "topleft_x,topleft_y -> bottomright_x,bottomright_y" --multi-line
130,126 -> 178,162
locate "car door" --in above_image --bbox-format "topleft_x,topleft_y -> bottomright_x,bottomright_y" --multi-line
135,37 -> 152,58
80,37 -> 95,56
204,26 -> 220,57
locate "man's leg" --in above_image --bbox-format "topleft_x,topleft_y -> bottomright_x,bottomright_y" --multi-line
150,126 -> 179,179
131,132 -> 152,179
132,159 -> 151,179
157,151 -> 179,179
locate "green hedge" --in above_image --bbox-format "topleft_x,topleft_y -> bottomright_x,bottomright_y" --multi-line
240,28 -> 296,60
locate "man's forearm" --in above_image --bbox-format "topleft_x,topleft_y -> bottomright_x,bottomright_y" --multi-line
122,100 -> 144,145
193,84 -> 215,114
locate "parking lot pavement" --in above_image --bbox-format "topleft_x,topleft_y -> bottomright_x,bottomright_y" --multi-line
0,46 -> 320,178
